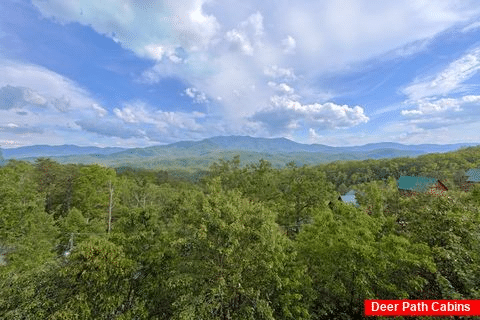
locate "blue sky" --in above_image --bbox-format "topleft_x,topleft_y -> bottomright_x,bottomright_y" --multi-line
1,0 -> 480,148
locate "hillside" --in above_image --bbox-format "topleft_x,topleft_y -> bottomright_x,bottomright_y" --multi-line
2,136 -> 478,171
2,145 -> 126,159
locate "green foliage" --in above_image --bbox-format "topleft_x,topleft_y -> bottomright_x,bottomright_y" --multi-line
34,158 -> 79,218
2,146 -> 480,319
397,193 -> 480,299
1,237 -> 146,319
0,160 -> 58,272
72,164 -> 116,222
274,165 -> 335,237
297,204 -> 434,318
163,180 -> 309,319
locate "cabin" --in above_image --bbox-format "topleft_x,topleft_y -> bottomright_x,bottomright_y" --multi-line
397,176 -> 448,197
461,168 -> 480,191
340,190 -> 360,207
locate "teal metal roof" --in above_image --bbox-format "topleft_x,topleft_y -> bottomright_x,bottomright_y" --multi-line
466,168 -> 480,182
397,176 -> 439,192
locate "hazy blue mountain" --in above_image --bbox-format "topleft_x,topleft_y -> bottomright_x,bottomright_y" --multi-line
199,136 -> 477,154
203,136 -> 338,153
341,142 -> 477,153
1,145 -> 127,159
2,136 -> 478,171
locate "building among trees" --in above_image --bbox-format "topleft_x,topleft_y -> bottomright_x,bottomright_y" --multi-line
397,176 -> 448,197
340,189 -> 360,207
461,168 -> 480,191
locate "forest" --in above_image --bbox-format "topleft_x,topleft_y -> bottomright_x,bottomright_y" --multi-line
1,145 -> 480,319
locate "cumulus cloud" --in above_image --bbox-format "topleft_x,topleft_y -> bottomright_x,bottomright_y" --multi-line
25,0 -> 480,144
224,12 -> 264,56
250,96 -> 369,135
267,81 -> 295,94
0,60 -> 122,146
308,128 -> 323,143
402,46 -> 480,100
0,60 -> 106,113
184,87 -> 209,103
142,44 -> 186,64
225,29 -> 254,55
32,0 -> 220,55
399,46 -> 480,132
113,100 -> 206,134
401,98 -> 463,116
263,65 -> 297,80
400,95 -> 480,129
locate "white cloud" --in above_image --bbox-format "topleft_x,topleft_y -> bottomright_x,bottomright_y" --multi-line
402,46 -> 480,100
399,45 -> 480,132
23,88 -> 48,106
280,0 -> 480,73
184,87 -> 209,103
250,96 -> 369,135
401,98 -> 463,116
461,21 -> 480,33
113,100 -> 206,133
308,128 -> 323,143
282,36 -> 296,54
141,44 -> 185,64
0,60 -> 103,113
115,1 -> 480,135
224,12 -> 264,56
185,88 -> 196,98
263,65 -> 297,80
225,29 -> 254,56
113,107 -> 138,123
267,81 -> 295,94
143,44 -> 167,61
32,0 -> 220,54
0,60 -> 125,146
91,103 -> 107,117
28,0 -> 480,144
399,95 -> 480,134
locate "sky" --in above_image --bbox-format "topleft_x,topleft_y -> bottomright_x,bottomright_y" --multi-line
1,0 -> 480,148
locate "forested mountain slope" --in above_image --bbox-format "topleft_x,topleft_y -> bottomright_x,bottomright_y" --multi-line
3,136 -> 477,171
1,145 -> 480,319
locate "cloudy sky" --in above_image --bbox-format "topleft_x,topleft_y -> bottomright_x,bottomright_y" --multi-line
1,0 -> 480,148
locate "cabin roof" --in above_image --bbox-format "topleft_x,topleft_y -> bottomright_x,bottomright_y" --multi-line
466,168 -> 480,182
397,176 -> 442,192
340,190 -> 359,206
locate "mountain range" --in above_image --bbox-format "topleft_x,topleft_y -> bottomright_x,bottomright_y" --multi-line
1,136 -> 478,170
1,145 -> 126,159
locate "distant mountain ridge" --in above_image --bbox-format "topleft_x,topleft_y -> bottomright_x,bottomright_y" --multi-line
2,145 -> 126,159
1,136 -> 478,170
200,136 -> 477,154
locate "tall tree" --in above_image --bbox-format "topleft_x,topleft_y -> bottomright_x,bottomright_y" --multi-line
297,203 -> 434,319
72,164 -> 117,227
145,178 -> 311,319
